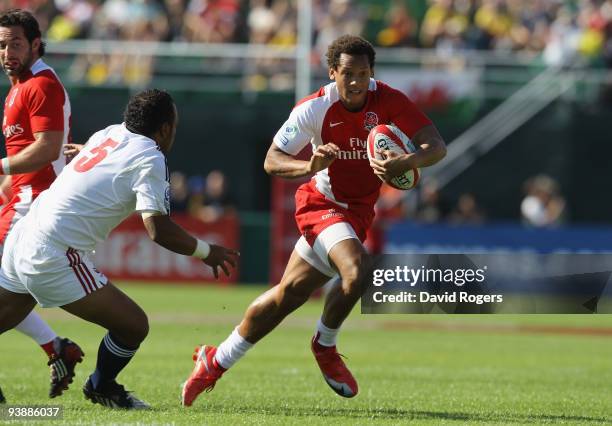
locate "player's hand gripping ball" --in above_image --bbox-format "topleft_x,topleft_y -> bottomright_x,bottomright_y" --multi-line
366,124 -> 420,190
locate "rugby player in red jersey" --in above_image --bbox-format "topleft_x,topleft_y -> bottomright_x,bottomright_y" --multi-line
182,35 -> 446,405
0,9 -> 83,401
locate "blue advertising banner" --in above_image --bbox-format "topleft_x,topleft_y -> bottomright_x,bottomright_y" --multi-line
384,223 -> 612,253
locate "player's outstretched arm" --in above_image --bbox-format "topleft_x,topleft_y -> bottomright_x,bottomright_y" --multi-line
263,143 -> 339,178
0,131 -> 63,175
142,213 -> 239,278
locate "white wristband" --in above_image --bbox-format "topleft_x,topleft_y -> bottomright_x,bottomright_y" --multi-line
0,157 -> 10,175
193,239 -> 211,259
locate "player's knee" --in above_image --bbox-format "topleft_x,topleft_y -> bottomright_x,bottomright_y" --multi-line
339,253 -> 371,296
132,311 -> 149,343
281,285 -> 310,308
0,306 -> 31,334
115,309 -> 149,346
281,275 -> 318,306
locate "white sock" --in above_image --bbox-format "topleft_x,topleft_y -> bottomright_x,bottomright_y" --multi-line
15,311 -> 57,345
315,318 -> 339,347
214,328 -> 253,370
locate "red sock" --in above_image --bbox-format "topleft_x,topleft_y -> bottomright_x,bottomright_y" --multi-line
40,339 -> 56,358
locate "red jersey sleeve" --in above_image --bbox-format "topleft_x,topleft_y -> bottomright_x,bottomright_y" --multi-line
26,75 -> 65,133
384,84 -> 432,138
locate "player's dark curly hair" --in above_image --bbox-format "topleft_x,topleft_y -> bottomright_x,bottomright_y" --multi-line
0,9 -> 45,57
124,89 -> 175,138
326,35 -> 375,70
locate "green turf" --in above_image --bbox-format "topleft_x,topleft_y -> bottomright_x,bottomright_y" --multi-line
1,283 -> 611,425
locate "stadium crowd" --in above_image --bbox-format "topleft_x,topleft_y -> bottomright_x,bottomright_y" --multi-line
169,170 -> 236,222
374,173 -> 567,227
419,0 -> 612,66
165,169 -> 566,229
2,0 -> 611,66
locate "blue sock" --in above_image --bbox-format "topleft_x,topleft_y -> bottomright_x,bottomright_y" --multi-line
90,333 -> 138,389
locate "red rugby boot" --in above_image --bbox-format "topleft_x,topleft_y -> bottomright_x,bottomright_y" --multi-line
181,345 -> 225,407
311,334 -> 358,398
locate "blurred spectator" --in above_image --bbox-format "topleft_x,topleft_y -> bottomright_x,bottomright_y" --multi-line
448,192 -> 485,224
507,0 -> 552,53
603,4 -> 612,67
376,0 -> 418,47
47,0 -> 98,41
248,0 -> 277,44
543,5 -> 581,66
187,171 -> 235,222
420,0 -> 451,48
520,174 -> 567,227
420,0 -> 471,50
185,174 -> 206,218
243,0 -> 296,92
200,169 -> 235,221
473,0 -> 514,50
164,0 -> 187,41
169,171 -> 190,213
183,0 -> 240,43
414,180 -> 444,223
24,0 -> 59,34
577,0 -> 606,60
315,0 -> 366,57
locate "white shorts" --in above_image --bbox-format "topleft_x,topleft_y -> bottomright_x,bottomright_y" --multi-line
0,217 -> 108,308
294,222 -> 359,277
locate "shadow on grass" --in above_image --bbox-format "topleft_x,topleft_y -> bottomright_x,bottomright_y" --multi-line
198,403 -> 610,424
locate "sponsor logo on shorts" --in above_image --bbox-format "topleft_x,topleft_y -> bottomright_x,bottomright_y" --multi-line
321,209 -> 345,220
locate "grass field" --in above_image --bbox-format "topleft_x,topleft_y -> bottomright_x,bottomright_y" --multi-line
1,283 -> 611,425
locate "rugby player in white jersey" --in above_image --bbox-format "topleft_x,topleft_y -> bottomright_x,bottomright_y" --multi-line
0,89 -> 239,409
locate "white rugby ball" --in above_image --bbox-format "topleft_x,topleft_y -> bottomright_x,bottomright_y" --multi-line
367,124 -> 420,190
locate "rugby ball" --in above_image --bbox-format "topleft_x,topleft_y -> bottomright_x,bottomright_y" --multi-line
367,124 -> 420,190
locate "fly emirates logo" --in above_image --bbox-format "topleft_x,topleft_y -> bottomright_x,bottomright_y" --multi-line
336,137 -> 368,160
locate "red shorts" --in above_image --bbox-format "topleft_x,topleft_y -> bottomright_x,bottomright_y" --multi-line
0,185 -> 38,248
294,180 -> 374,247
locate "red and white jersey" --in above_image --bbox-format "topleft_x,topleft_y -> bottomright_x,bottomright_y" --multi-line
0,59 -> 71,243
273,79 -> 431,210
27,124 -> 170,252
